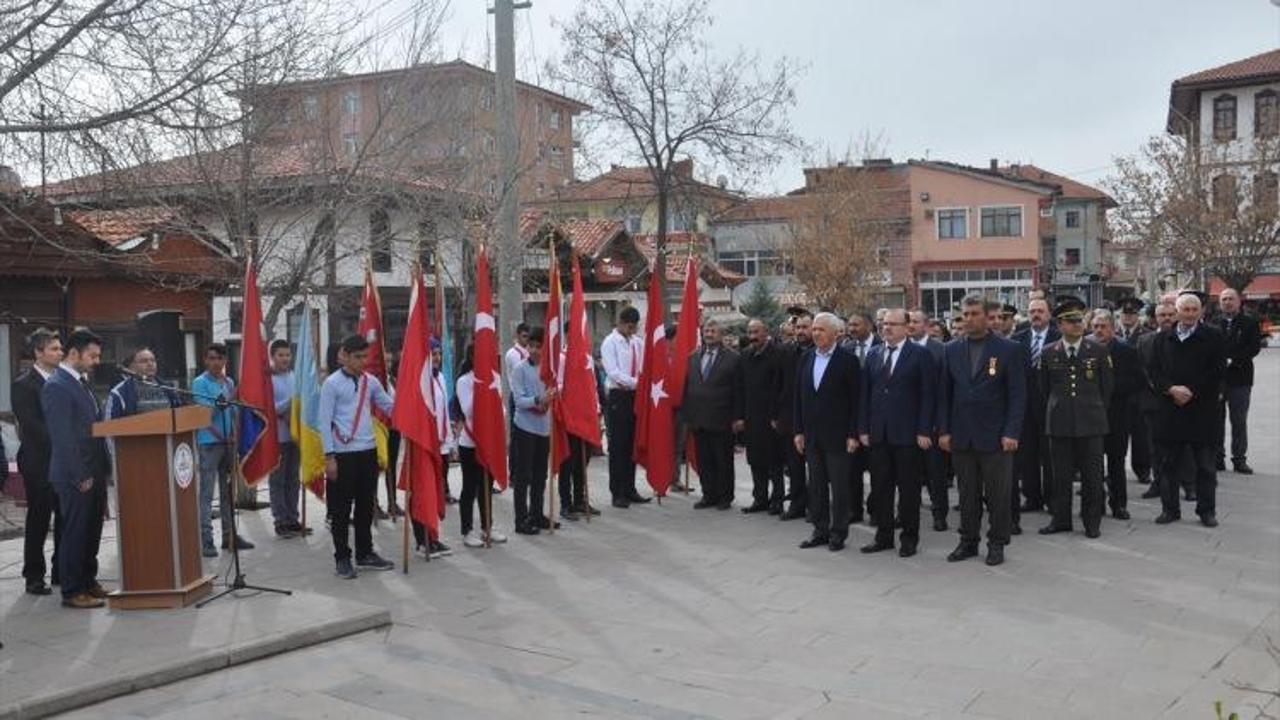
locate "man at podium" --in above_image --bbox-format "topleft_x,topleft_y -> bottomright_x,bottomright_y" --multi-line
107,346 -> 183,419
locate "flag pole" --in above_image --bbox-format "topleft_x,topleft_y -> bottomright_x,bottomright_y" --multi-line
546,235 -> 557,535
580,441 -> 590,524
483,471 -> 493,548
402,445 -> 412,572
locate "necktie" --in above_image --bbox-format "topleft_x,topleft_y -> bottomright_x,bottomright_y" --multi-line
701,350 -> 716,379
1068,345 -> 1077,361
81,377 -> 101,415
630,341 -> 638,376
883,345 -> 896,381
1031,333 -> 1043,368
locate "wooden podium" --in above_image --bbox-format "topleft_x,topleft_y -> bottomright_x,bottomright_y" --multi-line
94,405 -> 215,609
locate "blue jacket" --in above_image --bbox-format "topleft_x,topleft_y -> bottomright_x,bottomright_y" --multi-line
793,344 -> 860,452
41,367 -> 111,489
937,334 -> 1026,452
106,376 -> 181,419
858,340 -> 936,446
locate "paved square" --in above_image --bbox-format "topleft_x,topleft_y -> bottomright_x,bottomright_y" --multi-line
4,353 -> 1278,720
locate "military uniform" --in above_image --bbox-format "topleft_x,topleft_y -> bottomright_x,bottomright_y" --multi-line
1039,300 -> 1114,537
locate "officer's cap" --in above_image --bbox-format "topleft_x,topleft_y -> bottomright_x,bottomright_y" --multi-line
1118,297 -> 1143,315
1053,295 -> 1087,322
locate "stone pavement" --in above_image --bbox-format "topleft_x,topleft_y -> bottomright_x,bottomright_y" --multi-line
3,351 -> 1279,720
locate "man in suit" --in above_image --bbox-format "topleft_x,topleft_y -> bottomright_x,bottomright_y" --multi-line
1116,297 -> 1153,486
40,328 -> 112,609
740,318 -> 785,514
1213,288 -> 1264,475
1116,297 -> 1148,344
908,310 -> 948,531
1039,298 -> 1114,539
1150,291 -> 1227,527
601,307 -> 649,507
794,312 -> 861,552
841,311 -> 878,522
774,311 -> 812,520
1091,309 -> 1145,521
1138,301 -> 1177,500
682,319 -> 744,510
858,309 -> 936,557
1010,298 -> 1060,515
13,328 -> 63,596
938,294 -> 1026,566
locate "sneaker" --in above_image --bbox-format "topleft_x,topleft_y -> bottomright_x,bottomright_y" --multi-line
201,544 -> 218,558
463,532 -> 486,548
356,552 -> 394,571
488,530 -> 508,544
275,526 -> 298,538
428,540 -> 453,558
335,559 -> 357,579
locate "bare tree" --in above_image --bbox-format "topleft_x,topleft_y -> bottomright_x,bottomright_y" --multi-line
549,0 -> 802,282
1109,133 -> 1280,294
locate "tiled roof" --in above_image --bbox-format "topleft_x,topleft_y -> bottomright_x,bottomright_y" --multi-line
997,164 -> 1116,207
0,196 -> 102,277
1168,49 -> 1280,133
633,232 -> 746,288
541,160 -> 741,205
520,208 -> 627,259
67,206 -> 180,246
713,195 -> 809,222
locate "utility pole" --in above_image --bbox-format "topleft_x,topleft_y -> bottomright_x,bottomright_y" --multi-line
490,0 -> 531,354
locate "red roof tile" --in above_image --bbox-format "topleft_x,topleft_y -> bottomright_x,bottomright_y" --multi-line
1174,48 -> 1280,86
997,164 -> 1116,207
67,206 -> 180,246
633,232 -> 745,288
520,208 -> 627,260
540,160 -> 740,205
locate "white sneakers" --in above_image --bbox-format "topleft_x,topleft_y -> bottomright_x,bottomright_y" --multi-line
463,530 -> 508,547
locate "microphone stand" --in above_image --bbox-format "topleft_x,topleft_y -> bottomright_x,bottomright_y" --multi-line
120,370 -> 291,607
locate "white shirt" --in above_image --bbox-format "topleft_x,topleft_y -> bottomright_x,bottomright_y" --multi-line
1062,338 -> 1083,357
812,345 -> 834,390
1176,323 -> 1196,342
504,344 -> 529,379
432,372 -> 455,454
34,363 -> 53,381
882,342 -> 903,376
601,329 -> 643,391
59,361 -> 86,382
455,372 -> 476,448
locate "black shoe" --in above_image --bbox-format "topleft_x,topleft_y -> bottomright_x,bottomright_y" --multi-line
867,516 -> 878,527
799,536 -> 829,549
26,581 -> 53,596
627,493 -> 652,504
221,534 -> 255,550
1140,488 -> 1161,499
575,504 -> 602,516
356,552 -> 394,571
1199,514 -> 1219,528
899,543 -> 918,558
860,541 -> 894,554
1233,461 -> 1254,475
1154,513 -> 1180,525
275,525 -> 299,538
1038,524 -> 1071,535
693,499 -> 715,509
1215,459 -> 1226,472
1011,524 -> 1023,536
1136,476 -> 1152,485
851,513 -> 864,524
1184,492 -> 1197,502
985,545 -> 1005,566
515,524 -> 540,535
741,503 -> 769,514
828,539 -> 845,552
559,508 -> 580,522
947,544 -> 979,562
374,506 -> 390,520
781,506 -> 806,521
932,517 -> 949,532
767,503 -> 783,516
1112,509 -> 1131,521
335,559 -> 357,579
1084,527 -> 1100,539
611,499 -> 631,509
1019,501 -> 1043,512
716,501 -> 732,511
535,516 -> 561,530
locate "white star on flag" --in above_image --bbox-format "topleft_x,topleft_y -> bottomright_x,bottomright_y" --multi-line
476,312 -> 496,333
488,370 -> 502,393
650,378 -> 668,407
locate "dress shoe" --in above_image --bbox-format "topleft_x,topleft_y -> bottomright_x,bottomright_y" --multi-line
221,534 -> 255,550
741,503 -> 769,514
867,516 -> 878,527
1215,458 -> 1226,472
611,498 -> 631,509
799,536 -> 829,549
1011,524 -> 1023,536
1140,488 -> 1161,499
1038,524 -> 1071,535
947,544 -> 979,562
899,543 -> 918,558
87,583 -> 108,599
860,541 -> 894,554
61,592 -> 104,609
828,539 -> 845,552
559,508 -> 580,522
26,581 -> 53,596
780,506 -> 806,521
716,501 -> 733,510
1084,527 -> 1101,539
767,504 -> 783,516
1112,508 -> 1131,521
275,525 -> 299,538
1136,475 -> 1152,485
693,499 -> 715,509
985,544 -> 1005,566
932,517 -> 949,532
576,504 -> 602,516
1184,491 -> 1197,502
1233,461 -> 1254,475
1020,501 -> 1043,512
627,493 -> 652,504
514,524 -> 540,535
374,505 -> 390,520
1154,513 -> 1180,524
850,513 -> 864,524
534,516 -> 561,530
1199,514 -> 1219,528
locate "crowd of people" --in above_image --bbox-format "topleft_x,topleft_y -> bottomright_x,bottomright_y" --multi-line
6,285 -> 1267,608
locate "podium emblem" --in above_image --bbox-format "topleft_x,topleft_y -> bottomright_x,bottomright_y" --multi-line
173,443 -> 195,489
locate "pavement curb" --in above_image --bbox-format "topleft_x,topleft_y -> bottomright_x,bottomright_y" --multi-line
0,605 -> 390,720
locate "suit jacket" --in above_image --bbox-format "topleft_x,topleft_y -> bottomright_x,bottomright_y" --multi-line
1149,324 -> 1227,442
773,341 -> 809,435
1105,338 -> 1146,403
1136,329 -> 1165,414
740,339 -> 784,466
681,345 -> 744,432
1011,324 -> 1060,429
793,344 -> 860,451
41,367 -> 111,489
858,340 -> 936,446
937,333 -> 1026,452
11,368 -> 52,483
1213,312 -> 1264,387
914,337 -> 945,365
1039,338 -> 1113,438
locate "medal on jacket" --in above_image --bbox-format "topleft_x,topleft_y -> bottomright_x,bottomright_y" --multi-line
988,357 -> 997,376
1085,359 -> 1095,380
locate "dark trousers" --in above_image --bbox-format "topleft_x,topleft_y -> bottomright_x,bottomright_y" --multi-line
749,454 -> 785,509
54,478 -> 105,598
457,446 -> 490,536
1217,385 -> 1252,463
1048,435 -> 1105,531
1128,396 -> 1152,481
1015,410 -> 1051,509
513,427 -> 549,529
1104,405 -> 1131,513
269,441 -> 301,528
694,428 -> 735,505
1158,441 -> 1217,518
952,449 -> 1012,547
922,444 -> 948,522
329,449 -> 378,562
848,446 -> 868,520
1144,411 -> 1165,490
805,443 -> 852,542
606,389 -> 637,500
558,435 -> 588,511
784,438 -> 807,512
870,444 -> 922,546
22,473 -> 61,585
385,429 -> 401,508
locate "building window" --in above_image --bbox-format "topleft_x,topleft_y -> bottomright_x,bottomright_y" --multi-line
1064,209 -> 1080,228
550,145 -> 564,169
1212,94 -> 1237,142
343,89 -> 361,117
619,212 -> 641,234
343,132 -> 359,158
937,208 -> 967,239
1063,248 -> 1080,266
550,108 -> 561,130
718,250 -> 790,277
1254,171 -> 1279,212
1211,174 -> 1237,217
481,88 -> 493,110
1256,90 -> 1279,138
980,206 -> 1022,238
303,95 -> 319,120
370,208 -> 393,272
916,267 -> 1033,318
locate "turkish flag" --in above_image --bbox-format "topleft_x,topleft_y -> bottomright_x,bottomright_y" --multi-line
669,257 -> 701,405
236,260 -> 280,485
561,261 -> 602,447
472,247 -> 509,488
392,270 -> 442,535
541,256 -> 571,468
632,267 -> 675,496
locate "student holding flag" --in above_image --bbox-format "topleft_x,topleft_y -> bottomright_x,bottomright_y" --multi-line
559,260 -> 604,519
453,345 -> 507,547
268,339 -> 303,538
410,337 -> 456,559
510,327 -> 558,535
291,303 -> 328,502
319,334 -> 396,579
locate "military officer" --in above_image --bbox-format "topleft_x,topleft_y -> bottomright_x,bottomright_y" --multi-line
1038,297 -> 1114,539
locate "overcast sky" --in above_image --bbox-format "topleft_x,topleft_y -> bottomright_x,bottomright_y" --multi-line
384,0 -> 1279,194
